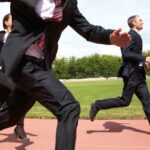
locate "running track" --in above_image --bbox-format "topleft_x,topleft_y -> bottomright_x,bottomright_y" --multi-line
0,119 -> 150,150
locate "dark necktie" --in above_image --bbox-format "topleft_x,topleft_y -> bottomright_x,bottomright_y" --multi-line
37,0 -> 62,50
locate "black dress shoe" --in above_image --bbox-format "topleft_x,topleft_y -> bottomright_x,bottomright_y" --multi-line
14,125 -> 29,141
89,103 -> 98,121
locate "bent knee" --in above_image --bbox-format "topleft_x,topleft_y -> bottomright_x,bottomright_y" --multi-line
57,102 -> 80,120
66,102 -> 81,115
120,97 -> 131,106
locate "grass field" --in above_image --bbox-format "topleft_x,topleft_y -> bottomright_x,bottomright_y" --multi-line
26,79 -> 150,120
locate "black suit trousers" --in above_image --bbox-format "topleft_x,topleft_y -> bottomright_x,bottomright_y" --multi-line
0,71 -> 26,126
0,71 -> 14,106
95,70 -> 150,124
1,55 -> 80,150
0,88 -> 36,129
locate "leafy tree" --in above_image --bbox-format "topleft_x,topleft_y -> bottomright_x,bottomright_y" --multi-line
52,54 -> 122,79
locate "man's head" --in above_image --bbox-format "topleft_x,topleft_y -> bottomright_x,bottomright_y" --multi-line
3,13 -> 12,30
127,15 -> 143,31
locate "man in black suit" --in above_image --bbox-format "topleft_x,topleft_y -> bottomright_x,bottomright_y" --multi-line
0,1 -> 131,149
90,15 -> 150,125
0,13 -> 30,140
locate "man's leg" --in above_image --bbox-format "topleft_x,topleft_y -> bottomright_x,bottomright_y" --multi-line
90,76 -> 136,121
12,56 -> 80,150
135,81 -> 150,125
0,85 -> 11,108
0,71 -> 14,108
14,114 -> 29,140
0,88 -> 36,130
0,72 -> 29,140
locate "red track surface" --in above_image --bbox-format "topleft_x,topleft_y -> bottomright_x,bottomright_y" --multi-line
0,119 -> 150,150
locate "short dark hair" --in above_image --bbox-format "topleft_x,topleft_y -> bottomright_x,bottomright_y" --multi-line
127,15 -> 138,28
3,13 -> 11,29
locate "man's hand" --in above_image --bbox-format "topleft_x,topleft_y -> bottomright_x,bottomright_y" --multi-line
145,57 -> 150,63
110,28 -> 131,48
144,57 -> 150,71
144,62 -> 149,71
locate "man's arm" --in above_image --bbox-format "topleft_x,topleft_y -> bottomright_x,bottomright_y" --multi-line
121,39 -> 146,63
70,6 -> 131,47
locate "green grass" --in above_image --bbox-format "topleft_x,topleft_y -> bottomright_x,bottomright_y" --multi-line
26,79 -> 150,120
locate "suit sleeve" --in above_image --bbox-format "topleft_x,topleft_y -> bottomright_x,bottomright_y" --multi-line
70,5 -> 114,45
121,37 -> 146,63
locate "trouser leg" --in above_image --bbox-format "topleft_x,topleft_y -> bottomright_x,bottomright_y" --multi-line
0,71 -> 15,91
0,88 -> 36,130
95,77 -> 135,110
16,114 -> 25,126
55,102 -> 80,150
0,85 -> 11,108
12,56 -> 80,150
0,72 -> 27,127
0,71 -> 14,108
135,81 -> 150,125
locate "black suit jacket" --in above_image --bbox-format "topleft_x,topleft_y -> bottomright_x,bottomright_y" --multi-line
0,0 -> 113,76
0,30 -> 5,51
0,30 -> 15,91
118,29 -> 146,78
0,30 -> 6,68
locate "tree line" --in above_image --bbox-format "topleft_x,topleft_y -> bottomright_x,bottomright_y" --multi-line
52,50 -> 150,79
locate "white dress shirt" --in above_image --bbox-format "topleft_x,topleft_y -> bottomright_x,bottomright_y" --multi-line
36,0 -> 55,19
25,0 -> 55,58
3,30 -> 10,43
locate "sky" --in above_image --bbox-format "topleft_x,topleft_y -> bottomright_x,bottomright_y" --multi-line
0,0 -> 150,58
